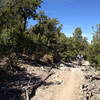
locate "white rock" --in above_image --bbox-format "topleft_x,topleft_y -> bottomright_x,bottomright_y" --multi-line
83,61 -> 90,66
59,64 -> 66,67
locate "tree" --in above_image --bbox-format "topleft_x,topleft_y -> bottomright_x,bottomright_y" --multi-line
87,24 -> 100,69
92,24 -> 100,43
71,27 -> 88,58
0,0 -> 42,31
87,43 -> 100,68
73,27 -> 82,40
27,12 -> 64,61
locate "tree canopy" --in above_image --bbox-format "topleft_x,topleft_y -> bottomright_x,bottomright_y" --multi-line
0,0 -> 99,70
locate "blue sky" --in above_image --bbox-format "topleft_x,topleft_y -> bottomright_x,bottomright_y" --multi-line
28,0 -> 100,42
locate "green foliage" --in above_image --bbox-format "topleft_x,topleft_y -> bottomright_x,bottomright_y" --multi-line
0,0 -> 99,71
87,25 -> 100,68
0,0 -> 42,54
73,27 -> 82,40
87,43 -> 100,68
92,24 -> 100,43
0,0 -> 42,31
69,28 -> 89,59
29,13 -> 63,60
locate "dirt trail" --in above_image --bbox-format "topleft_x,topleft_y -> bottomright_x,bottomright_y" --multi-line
53,68 -> 84,100
31,67 -> 84,100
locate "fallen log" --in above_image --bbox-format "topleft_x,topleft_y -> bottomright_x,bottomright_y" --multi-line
92,75 -> 100,80
0,71 -> 54,100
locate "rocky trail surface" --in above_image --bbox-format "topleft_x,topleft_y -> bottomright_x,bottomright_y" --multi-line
31,66 -> 84,100
1,60 -> 100,100
31,61 -> 100,100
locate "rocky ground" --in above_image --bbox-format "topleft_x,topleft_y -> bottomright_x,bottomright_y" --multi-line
26,62 -> 83,100
0,60 -> 100,100
80,61 -> 100,100
29,61 -> 100,100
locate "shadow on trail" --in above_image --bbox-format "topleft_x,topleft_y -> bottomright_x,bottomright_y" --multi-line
0,57 -> 55,100
0,65 -> 43,100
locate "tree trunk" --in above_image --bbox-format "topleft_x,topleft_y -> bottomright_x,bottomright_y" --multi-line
24,16 -> 27,31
